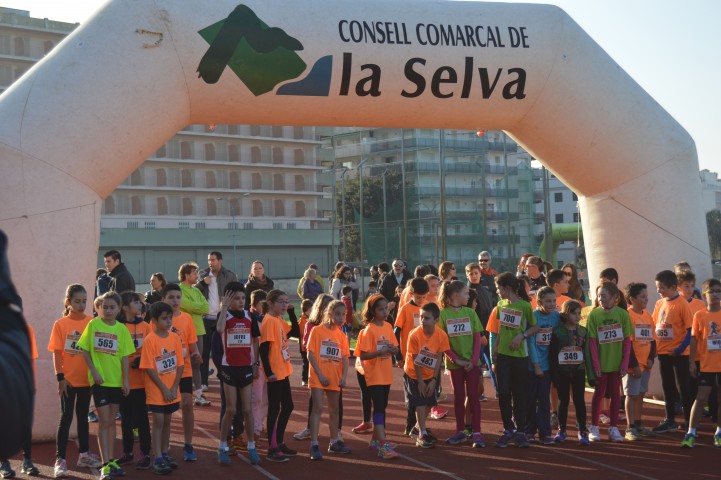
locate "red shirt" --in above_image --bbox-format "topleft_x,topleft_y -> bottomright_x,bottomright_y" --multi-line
221,310 -> 260,367
342,297 -> 354,325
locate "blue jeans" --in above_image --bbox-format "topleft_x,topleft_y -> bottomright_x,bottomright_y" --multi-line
525,370 -> 552,437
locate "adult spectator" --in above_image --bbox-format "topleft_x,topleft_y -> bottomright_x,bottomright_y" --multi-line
328,261 -> 345,293
525,255 -> 550,294
561,263 -> 586,303
351,267 -> 361,309
477,250 -> 500,304
296,263 -> 325,298
195,251 -> 238,389
144,272 -> 166,304
438,261 -> 457,283
516,252 -> 534,277
329,265 -> 358,300
244,260 -> 274,310
299,268 -> 323,302
379,258 -> 411,302
178,262 -> 210,406
377,262 -> 390,284
103,250 -> 135,293
370,265 -> 380,283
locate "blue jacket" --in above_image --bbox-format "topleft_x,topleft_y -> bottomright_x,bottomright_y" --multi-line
528,309 -> 560,372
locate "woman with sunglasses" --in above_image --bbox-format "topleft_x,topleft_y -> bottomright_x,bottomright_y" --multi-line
562,264 -> 586,304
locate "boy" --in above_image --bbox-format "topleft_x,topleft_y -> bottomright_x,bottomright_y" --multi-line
548,269 -> 585,309
652,270 -> 694,433
299,299 -> 313,387
677,270 -> 708,413
366,281 -> 379,299
341,286 -> 354,343
403,303 -> 450,448
249,289 -> 269,439
140,302 -> 184,475
624,283 -> 657,439
216,283 -> 261,465
682,278 -> 721,448
160,284 -> 202,462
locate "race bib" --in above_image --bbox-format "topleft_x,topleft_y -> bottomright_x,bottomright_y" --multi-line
227,326 -> 251,347
536,327 -> 553,346
598,323 -> 623,344
376,338 -> 390,354
447,317 -> 472,337
413,313 -> 421,327
499,308 -> 522,329
94,332 -> 118,355
634,324 -> 653,342
64,333 -> 82,355
282,344 -> 290,362
413,346 -> 439,371
155,351 -> 177,375
132,333 -> 144,350
320,340 -> 342,362
707,334 -> 721,352
656,322 -> 673,341
558,346 -> 583,365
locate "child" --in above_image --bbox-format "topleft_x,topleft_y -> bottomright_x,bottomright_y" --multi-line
549,300 -> 591,445
438,280 -> 486,448
299,299 -> 312,387
652,270 -> 694,433
307,300 -> 352,459
160,283 -> 202,462
405,303 -> 450,448
259,290 -> 296,462
681,278 -> 721,448
249,289 -> 268,438
526,286 -> 559,444
488,273 -> 537,448
48,284 -> 103,478
624,283 -> 657,439
351,326 -> 373,434
117,292 -> 153,469
678,270 -> 708,404
78,291 -> 136,480
366,281 -> 379,299
547,269 -> 585,309
216,283 -> 261,465
341,285 -> 355,343
424,274 -> 441,305
587,282 -> 632,442
357,294 -> 400,459
140,301 -> 184,475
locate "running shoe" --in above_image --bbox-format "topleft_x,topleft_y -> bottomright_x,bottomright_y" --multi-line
479,395 -> 488,402
637,426 -> 656,437
293,428 -> 311,441
525,433 -> 537,444
182,444 -> 197,462
495,430 -> 515,448
301,381 -> 308,387
151,459 -> 171,476
714,433 -> 721,448
217,448 -> 231,465
98,464 -> 111,480
54,458 -> 69,478
588,425 -> 601,442
266,448 -> 289,463
416,435 -> 434,448
554,429 -> 567,443
624,428 -> 640,441
135,455 -> 152,470
77,452 -> 103,468
482,369 -> 492,378
377,444 -> 398,460
540,435 -> 555,445
550,412 -> 559,429
369,439 -> 397,451
88,411 -> 99,423
514,432 -> 530,448
578,431 -> 590,446
472,433 -> 486,448
328,440 -> 352,454
248,447 -> 261,465
201,384 -> 208,392
108,460 -> 126,477
437,392 -> 448,402
430,406 -> 448,419
463,425 -> 473,438
278,443 -> 297,456
20,459 -> 39,476
681,433 -> 696,448
352,422 -> 373,434
309,444 -> 323,460
446,431 -> 467,445
652,418 -> 678,434
161,453 -> 177,470
193,395 -> 212,407
599,413 -> 610,425
608,426 -> 624,442
424,432 -> 438,444
116,453 -> 134,466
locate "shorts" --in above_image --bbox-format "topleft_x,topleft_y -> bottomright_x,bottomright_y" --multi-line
698,371 -> 721,387
622,370 -> 651,396
92,385 -> 122,407
342,323 -> 353,335
403,373 -> 438,409
219,365 -> 254,388
179,377 -> 193,394
148,402 -> 180,414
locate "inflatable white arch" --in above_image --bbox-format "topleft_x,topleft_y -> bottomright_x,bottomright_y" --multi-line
0,0 -> 710,438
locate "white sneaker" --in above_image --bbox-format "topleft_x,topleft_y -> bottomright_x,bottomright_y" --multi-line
201,384 -> 208,392
608,426 -> 624,442
482,370 -> 491,378
589,425 -> 601,442
293,428 -> 311,440
54,458 -> 69,478
194,395 -> 212,407
77,452 -> 102,468
599,413 -> 611,425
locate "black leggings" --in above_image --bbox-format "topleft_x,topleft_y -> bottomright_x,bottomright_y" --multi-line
356,372 -> 372,423
119,388 -> 151,456
300,350 -> 309,384
555,371 -> 588,432
56,385 -> 91,458
658,354 -> 691,423
496,354 -> 528,432
307,388 -> 343,429
200,320 -> 216,385
267,378 -> 294,448
368,385 -> 391,426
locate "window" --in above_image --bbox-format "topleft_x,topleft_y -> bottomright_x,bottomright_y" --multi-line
180,141 -> 192,159
229,198 -> 241,217
229,144 -> 240,162
252,199 -> 263,217
204,143 -> 215,161
273,147 -> 284,164
274,200 -> 285,216
229,171 -> 240,189
14,37 -> 27,56
250,125 -> 261,136
130,169 -> 142,186
251,146 -> 261,163
104,196 -> 116,214
519,202 -> 530,214
294,149 -> 305,165
43,40 -> 54,54
555,213 -> 564,223
272,126 -> 283,137
156,168 -> 167,187
286,223 -> 296,230
179,221 -> 190,229
243,222 -> 254,230
155,145 -> 167,158
127,221 -> 139,229
144,221 -> 156,229
273,222 -> 283,230
554,192 -> 563,202
206,198 -> 217,216
295,201 -> 306,217
195,222 -> 206,229
273,173 -> 285,190
572,192 -> 578,201
294,175 -> 305,191
0,65 -> 11,86
294,126 -> 304,139
251,173 -> 262,189
181,169 -> 193,187
182,198 -> 193,216
228,125 -> 240,135
573,212 -> 580,222
156,197 -> 168,215
131,196 -> 143,215
205,171 -> 216,188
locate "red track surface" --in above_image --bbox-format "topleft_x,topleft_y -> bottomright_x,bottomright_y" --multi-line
11,351 -> 720,480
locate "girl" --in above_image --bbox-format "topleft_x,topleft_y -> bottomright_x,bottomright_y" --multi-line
587,282 -> 632,442
438,261 -> 457,283
438,281 -> 486,448
488,273 -> 537,448
77,291 -> 135,480
549,300 -> 591,445
307,300 -> 352,459
48,284 -> 103,478
245,261 -> 274,310
259,290 -> 295,462
357,294 -> 400,459
351,326 -> 373,434
248,289 -> 268,439
561,264 -> 586,304
117,292 -> 152,468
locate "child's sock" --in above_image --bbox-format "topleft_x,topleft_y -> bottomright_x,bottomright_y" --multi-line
688,427 -> 697,436
247,441 -> 255,449
715,426 -> 721,436
219,441 -> 227,450
310,440 -> 319,447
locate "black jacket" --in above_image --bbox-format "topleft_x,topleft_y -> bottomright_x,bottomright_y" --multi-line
380,270 -> 412,302
109,263 -> 136,293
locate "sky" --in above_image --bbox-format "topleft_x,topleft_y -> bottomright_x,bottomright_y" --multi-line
3,0 -> 719,172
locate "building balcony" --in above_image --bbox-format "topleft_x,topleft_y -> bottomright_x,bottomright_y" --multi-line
412,233 -> 520,246
415,185 -> 519,198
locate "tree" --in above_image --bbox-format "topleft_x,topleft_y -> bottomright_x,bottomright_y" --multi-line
708,209 -> 721,261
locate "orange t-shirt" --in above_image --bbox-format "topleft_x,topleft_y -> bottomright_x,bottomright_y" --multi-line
158,312 -> 197,379
487,306 -> 499,334
404,326 -> 451,380
394,301 -> 422,357
686,297 -> 707,361
260,314 -> 293,381
307,324 -> 349,391
299,313 -> 309,352
123,320 -> 153,389
357,321 -> 398,386
27,324 -> 38,381
556,294 -> 585,310
398,285 -> 413,309
140,330 -> 184,406
354,328 -> 366,375
47,312 -> 94,387
628,308 -> 656,370
691,309 -> 721,373
653,295 -> 693,355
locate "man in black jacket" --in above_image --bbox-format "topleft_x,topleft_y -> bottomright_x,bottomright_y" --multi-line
103,250 -> 136,293
380,258 -> 411,302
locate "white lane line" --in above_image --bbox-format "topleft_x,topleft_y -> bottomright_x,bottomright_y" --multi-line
551,447 -> 659,480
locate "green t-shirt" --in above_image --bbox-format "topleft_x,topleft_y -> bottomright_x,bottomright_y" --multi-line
495,299 -> 536,358
439,306 -> 483,369
180,283 -> 209,336
587,306 -> 632,373
77,318 -> 136,387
